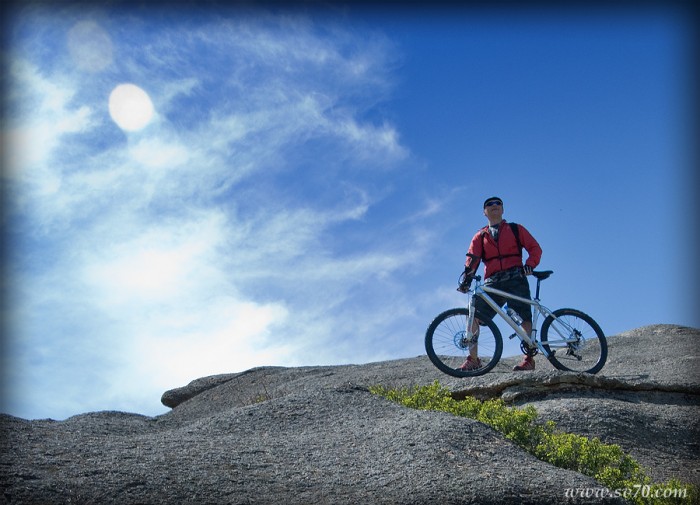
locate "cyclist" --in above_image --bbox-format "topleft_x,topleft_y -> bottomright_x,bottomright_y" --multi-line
458,196 -> 542,371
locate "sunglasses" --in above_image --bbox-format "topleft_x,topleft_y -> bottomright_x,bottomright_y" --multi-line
485,200 -> 502,207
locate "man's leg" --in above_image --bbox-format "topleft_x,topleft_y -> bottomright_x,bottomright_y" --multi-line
470,318 -> 480,359
514,320 -> 535,371
463,294 -> 499,370
459,318 -> 482,370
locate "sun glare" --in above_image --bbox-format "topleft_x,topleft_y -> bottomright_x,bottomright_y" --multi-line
108,83 -> 155,132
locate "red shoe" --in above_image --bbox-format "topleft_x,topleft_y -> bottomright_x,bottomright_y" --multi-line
513,355 -> 535,371
459,356 -> 482,371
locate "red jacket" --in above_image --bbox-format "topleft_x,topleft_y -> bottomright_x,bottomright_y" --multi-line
465,220 -> 542,279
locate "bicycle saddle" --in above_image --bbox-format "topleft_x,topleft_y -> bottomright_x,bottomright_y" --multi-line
532,270 -> 553,280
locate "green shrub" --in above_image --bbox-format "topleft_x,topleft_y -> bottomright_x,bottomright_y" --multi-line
370,381 -> 698,505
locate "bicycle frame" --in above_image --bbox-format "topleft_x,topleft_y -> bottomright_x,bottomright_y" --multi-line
466,277 -> 563,359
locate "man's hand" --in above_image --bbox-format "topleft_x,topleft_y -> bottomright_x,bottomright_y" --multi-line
457,268 -> 474,293
523,265 -> 533,275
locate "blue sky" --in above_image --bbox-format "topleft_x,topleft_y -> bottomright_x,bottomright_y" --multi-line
2,2 -> 696,420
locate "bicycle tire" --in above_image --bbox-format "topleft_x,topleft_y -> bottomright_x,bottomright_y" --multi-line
425,308 -> 503,377
540,308 -> 607,374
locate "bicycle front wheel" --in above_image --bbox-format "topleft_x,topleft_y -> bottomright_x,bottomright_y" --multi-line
425,308 -> 503,377
540,308 -> 607,374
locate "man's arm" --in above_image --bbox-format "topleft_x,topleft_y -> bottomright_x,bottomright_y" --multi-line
518,225 -> 542,269
457,233 -> 483,292
464,232 -> 484,274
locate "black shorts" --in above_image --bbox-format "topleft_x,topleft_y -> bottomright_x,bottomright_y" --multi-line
474,270 -> 532,323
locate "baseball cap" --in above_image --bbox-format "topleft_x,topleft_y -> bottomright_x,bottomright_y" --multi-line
483,196 -> 503,208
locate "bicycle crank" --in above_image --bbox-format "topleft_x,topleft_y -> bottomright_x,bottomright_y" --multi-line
520,341 -> 539,357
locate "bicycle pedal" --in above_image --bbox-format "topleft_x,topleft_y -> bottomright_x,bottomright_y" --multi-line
508,333 -> 517,340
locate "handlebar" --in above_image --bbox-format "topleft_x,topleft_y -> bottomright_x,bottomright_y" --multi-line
457,269 -> 554,293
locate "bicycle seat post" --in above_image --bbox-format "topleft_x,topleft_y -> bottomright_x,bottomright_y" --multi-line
531,270 -> 554,300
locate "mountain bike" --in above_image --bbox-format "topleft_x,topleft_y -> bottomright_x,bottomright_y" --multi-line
425,270 -> 607,377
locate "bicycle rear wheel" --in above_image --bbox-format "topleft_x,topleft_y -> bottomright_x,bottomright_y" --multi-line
540,308 -> 607,374
425,308 -> 503,377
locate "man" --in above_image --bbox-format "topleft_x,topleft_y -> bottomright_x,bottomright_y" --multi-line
458,196 -> 542,371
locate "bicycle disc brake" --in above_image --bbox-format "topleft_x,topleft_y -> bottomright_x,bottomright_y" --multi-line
455,330 -> 478,350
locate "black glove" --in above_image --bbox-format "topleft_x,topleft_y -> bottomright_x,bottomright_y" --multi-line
523,265 -> 533,275
457,268 -> 473,293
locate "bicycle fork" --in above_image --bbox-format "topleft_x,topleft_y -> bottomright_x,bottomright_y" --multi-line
465,295 -> 478,351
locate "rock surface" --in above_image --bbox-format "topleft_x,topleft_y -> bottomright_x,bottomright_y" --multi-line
2,324 -> 698,504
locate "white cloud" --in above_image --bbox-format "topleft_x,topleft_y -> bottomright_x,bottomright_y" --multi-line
82,213 -> 223,306
128,137 -> 191,169
126,299 -> 291,389
4,61 -> 96,180
336,118 -> 408,162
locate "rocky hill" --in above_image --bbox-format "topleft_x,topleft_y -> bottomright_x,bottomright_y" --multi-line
1,324 -> 698,504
